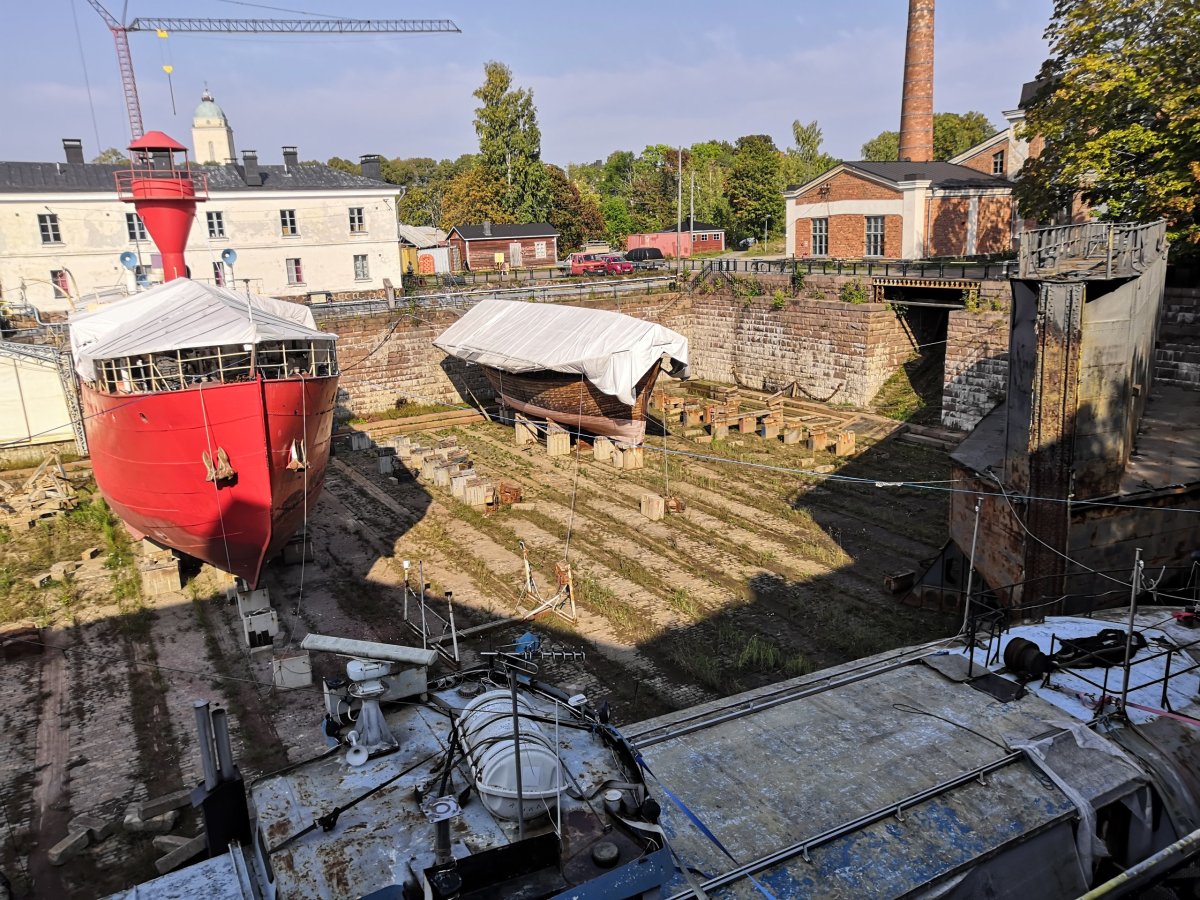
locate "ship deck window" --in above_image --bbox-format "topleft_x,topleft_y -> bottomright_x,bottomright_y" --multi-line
94,340 -> 338,394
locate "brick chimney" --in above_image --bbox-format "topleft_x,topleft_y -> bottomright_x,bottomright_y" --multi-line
360,154 -> 383,181
242,150 -> 262,186
63,139 -> 85,165
898,0 -> 935,163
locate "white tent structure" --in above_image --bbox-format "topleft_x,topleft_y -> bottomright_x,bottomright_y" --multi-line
433,299 -> 688,406
69,278 -> 335,383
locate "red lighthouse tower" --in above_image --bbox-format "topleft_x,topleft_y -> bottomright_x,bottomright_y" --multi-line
115,131 -> 208,282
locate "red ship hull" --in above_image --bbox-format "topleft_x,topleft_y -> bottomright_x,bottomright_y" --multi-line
80,375 -> 338,587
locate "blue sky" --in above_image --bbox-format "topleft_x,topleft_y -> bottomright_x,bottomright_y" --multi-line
3,0 -> 1053,167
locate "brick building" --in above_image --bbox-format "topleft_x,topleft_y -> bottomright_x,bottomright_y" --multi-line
627,217 -> 726,258
783,161 -> 1014,261
446,222 -> 559,271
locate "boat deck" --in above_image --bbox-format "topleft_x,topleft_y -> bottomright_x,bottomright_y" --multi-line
621,611 -> 1200,898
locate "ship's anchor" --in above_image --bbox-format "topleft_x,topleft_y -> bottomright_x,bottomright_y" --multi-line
287,439 -> 308,471
203,447 -> 236,482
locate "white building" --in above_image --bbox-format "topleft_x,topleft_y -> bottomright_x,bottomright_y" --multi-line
191,88 -> 236,165
0,92 -> 403,312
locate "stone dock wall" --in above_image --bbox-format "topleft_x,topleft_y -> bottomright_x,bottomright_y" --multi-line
1156,286 -> 1200,390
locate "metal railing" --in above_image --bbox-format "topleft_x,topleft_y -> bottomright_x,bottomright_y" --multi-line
114,167 -> 210,201
684,256 -> 1019,282
1018,220 -> 1168,279
95,340 -> 337,394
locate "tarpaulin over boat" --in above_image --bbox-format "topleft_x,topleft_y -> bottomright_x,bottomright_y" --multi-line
433,299 -> 689,405
69,278 -> 335,382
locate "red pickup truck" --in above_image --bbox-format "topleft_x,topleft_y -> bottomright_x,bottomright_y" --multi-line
568,252 -> 607,276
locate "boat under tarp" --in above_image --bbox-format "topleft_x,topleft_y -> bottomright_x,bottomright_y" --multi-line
433,299 -> 688,443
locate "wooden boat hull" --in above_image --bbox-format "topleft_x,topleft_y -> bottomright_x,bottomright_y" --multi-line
80,375 -> 337,586
483,366 -> 661,444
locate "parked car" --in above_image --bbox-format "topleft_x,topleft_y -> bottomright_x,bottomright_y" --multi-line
625,247 -> 665,263
600,253 -> 634,275
568,252 -> 608,276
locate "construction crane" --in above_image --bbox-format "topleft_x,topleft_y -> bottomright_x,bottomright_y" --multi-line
85,2 -> 461,141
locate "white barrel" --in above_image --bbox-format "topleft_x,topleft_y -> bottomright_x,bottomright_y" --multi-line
458,689 -> 561,821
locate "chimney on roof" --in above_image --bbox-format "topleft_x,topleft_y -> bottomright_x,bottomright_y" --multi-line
360,154 -> 382,181
898,0 -> 935,164
242,150 -> 261,186
63,139 -> 85,165
483,220 -> 492,237
282,146 -> 298,167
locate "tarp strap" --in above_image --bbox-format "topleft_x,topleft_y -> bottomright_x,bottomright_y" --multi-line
636,753 -> 778,900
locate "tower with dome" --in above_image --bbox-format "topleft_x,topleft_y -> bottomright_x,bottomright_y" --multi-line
191,88 -> 236,165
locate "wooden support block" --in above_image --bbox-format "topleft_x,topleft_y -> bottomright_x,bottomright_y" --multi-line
884,570 -> 917,593
759,423 -> 781,441
514,414 -> 537,446
450,471 -> 476,498
139,558 -> 181,596
464,478 -> 490,507
546,426 -> 571,457
683,406 -> 703,427
709,422 -> 729,440
835,431 -> 856,457
783,428 -> 802,445
592,436 -> 613,462
282,536 -> 314,565
610,446 -> 625,469
391,435 -> 413,457
433,465 -> 456,488
807,428 -> 828,452
738,415 -> 758,434
377,455 -> 395,475
618,444 -> 644,470
640,494 -> 665,521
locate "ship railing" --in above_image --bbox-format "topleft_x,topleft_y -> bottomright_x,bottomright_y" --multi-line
95,340 -> 337,394
114,168 -> 210,202
1039,627 -> 1200,715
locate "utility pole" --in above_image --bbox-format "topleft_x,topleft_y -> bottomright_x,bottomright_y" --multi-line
676,146 -> 683,272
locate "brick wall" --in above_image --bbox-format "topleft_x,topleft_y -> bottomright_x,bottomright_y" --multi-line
793,170 -> 901,204
928,197 -> 970,257
1155,287 -> 1200,390
688,291 -> 916,406
977,196 -> 1013,254
942,307 -> 1010,431
958,142 -> 1007,177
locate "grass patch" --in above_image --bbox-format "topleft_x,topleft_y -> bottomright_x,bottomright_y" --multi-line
349,400 -> 461,424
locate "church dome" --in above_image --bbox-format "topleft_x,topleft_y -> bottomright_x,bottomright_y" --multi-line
193,88 -> 227,122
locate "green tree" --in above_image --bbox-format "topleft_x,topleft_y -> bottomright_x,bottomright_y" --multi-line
860,112 -> 995,161
473,61 -> 550,222
545,164 -> 604,252
396,155 -> 475,226
92,147 -> 129,164
861,131 -> 899,161
1017,0 -> 1200,246
726,135 -> 783,243
326,156 -> 360,175
439,162 -> 510,230
781,120 -> 839,188
601,196 -> 634,246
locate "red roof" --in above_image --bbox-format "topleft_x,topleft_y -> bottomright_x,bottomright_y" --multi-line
127,131 -> 188,152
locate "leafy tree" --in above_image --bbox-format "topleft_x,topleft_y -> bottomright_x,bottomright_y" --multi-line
92,147 -> 128,164
545,164 -> 604,252
726,135 -> 783,242
439,163 -> 510,230
1017,0 -> 1200,246
781,120 -> 839,188
601,196 -> 634,246
859,112 -> 995,161
473,61 -> 550,222
326,156 -> 360,175
601,150 -> 636,196
861,131 -> 899,161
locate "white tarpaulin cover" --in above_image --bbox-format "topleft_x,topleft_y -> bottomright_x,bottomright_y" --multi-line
69,278 -> 335,382
433,299 -> 689,405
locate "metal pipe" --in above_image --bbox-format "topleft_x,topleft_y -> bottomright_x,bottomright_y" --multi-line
1121,549 -> 1143,713
1078,825 -> 1200,899
446,590 -> 459,664
194,699 -> 219,791
419,560 -> 428,649
510,670 -> 525,840
212,707 -> 236,781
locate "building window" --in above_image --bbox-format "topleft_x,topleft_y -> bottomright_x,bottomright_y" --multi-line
865,216 -> 885,257
286,258 -> 303,285
353,254 -> 369,280
348,207 -> 366,234
126,213 -> 147,242
992,149 -> 1005,175
280,209 -> 298,236
38,213 -> 61,244
207,211 -> 226,238
811,218 -> 828,256
533,241 -> 547,260
212,261 -> 226,287
50,269 -> 69,298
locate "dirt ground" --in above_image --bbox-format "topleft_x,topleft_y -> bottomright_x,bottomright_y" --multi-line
0,394 -> 957,898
